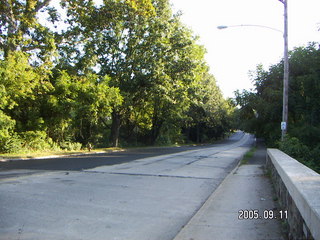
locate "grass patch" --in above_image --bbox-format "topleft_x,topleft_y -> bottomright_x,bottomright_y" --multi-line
265,168 -> 272,178
0,138 -> 228,161
0,147 -> 123,160
241,147 -> 257,165
0,142 -> 203,160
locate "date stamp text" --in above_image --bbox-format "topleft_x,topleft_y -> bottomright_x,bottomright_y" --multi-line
238,209 -> 288,220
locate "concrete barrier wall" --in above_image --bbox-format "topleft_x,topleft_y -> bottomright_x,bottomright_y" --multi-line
267,149 -> 320,240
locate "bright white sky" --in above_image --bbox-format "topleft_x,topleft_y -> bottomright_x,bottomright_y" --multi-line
170,0 -> 320,98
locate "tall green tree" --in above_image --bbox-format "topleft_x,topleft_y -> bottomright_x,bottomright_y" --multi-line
235,42 -> 320,171
0,0 -> 232,153
58,0 -> 222,146
236,43 -> 320,146
186,72 -> 232,143
59,0 -> 155,146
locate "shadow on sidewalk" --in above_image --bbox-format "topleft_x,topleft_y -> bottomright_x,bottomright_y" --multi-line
248,138 -> 267,165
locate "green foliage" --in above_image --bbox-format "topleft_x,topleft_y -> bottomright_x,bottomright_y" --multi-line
47,71 -> 122,144
0,110 -> 21,153
309,145 -> 320,173
0,0 -> 232,154
241,147 -> 257,165
235,42 -> 320,172
59,141 -> 82,151
185,73 -> 232,143
0,134 -> 23,153
20,131 -> 51,151
0,51 -> 40,108
278,135 -> 320,173
278,136 -> 310,163
0,0 -> 57,62
58,0 -> 232,147
0,110 -> 15,137
126,0 -> 156,16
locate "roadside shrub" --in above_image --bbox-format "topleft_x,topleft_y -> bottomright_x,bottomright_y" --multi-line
0,134 -> 23,153
309,145 -> 320,173
155,133 -> 172,146
69,142 -> 82,151
0,111 -> 20,153
20,131 -> 51,151
278,135 -> 310,164
60,141 -> 82,151
278,136 -> 320,173
0,111 -> 15,133
48,138 -> 61,151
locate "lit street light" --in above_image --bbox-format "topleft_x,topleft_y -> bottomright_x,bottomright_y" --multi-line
217,0 -> 289,141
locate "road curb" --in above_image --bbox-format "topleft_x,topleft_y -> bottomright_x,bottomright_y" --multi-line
0,149 -> 125,162
0,135 -> 238,163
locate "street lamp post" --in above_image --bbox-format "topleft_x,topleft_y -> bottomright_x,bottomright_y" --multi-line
217,0 -> 289,141
281,0 -> 289,141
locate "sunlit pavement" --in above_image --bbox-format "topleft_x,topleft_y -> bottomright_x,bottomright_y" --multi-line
0,132 -> 253,240
173,143 -> 284,240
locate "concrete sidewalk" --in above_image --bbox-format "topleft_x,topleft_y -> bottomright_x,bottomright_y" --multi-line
173,143 -> 284,240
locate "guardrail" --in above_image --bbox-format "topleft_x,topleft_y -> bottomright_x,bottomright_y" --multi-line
266,149 -> 320,240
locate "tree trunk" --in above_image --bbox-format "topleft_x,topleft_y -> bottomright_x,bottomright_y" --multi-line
110,110 -> 121,147
149,100 -> 164,145
150,124 -> 161,145
196,123 -> 201,143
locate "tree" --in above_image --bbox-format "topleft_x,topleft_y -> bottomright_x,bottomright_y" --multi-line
58,0 -> 223,146
58,0 -> 157,146
235,42 -> 320,171
186,72 -> 232,143
0,0 -> 58,63
0,0 -> 232,153
43,70 -> 122,145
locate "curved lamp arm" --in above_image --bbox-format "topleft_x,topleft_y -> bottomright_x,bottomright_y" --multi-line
217,24 -> 283,34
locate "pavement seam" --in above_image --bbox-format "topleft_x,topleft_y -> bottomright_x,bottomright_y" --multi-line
0,170 -> 65,183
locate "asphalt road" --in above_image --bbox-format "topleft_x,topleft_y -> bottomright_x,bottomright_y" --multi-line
0,131 -> 254,240
0,131 -> 251,177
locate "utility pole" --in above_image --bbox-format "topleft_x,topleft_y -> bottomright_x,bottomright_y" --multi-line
280,0 -> 289,141
218,0 -> 289,141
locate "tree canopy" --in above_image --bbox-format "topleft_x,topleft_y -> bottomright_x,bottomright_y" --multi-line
0,0 -> 233,153
235,42 -> 320,172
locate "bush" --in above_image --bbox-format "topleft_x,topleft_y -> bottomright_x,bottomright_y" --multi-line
278,135 -> 310,165
0,111 -> 15,133
309,145 -> 320,173
59,141 -> 82,151
0,134 -> 23,153
279,136 -> 314,169
277,136 -> 320,173
0,111 -> 20,153
47,138 -> 61,151
20,131 -> 51,151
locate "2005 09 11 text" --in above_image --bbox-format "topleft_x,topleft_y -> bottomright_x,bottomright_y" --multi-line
238,209 -> 288,220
